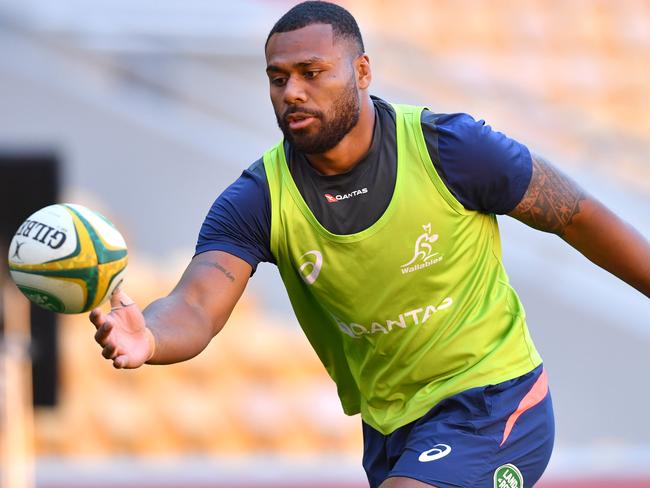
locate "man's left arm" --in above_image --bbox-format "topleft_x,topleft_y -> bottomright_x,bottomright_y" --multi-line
508,154 -> 650,298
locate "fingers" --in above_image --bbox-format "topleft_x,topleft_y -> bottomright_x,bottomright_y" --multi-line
105,346 -> 132,369
94,319 -> 113,345
89,307 -> 105,330
99,330 -> 131,368
94,317 -> 122,363
97,323 -> 129,367
102,343 -> 117,360
96,316 -> 118,360
89,288 -> 141,370
113,355 -> 129,369
110,288 -> 135,310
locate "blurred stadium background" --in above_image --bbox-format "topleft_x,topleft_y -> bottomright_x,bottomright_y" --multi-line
1,1 -> 649,487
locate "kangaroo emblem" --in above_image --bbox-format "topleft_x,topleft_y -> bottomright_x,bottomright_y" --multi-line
401,223 -> 439,268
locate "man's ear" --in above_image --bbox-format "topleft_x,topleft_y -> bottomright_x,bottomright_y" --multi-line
356,54 -> 372,90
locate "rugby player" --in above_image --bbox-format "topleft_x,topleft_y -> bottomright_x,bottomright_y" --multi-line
90,2 -> 650,487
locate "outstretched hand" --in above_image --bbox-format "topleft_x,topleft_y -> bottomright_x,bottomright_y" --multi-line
89,289 -> 155,369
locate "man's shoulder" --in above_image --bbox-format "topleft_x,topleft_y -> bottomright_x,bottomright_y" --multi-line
216,157 -> 270,209
245,157 -> 267,181
196,157 -> 274,268
421,110 -> 482,133
373,96 -> 479,133
243,156 -> 286,197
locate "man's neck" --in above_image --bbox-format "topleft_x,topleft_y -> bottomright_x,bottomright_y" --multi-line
304,95 -> 375,176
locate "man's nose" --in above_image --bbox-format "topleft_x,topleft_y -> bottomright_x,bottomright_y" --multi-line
283,76 -> 308,105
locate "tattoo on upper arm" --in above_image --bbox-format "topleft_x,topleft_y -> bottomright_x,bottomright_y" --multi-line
510,155 -> 586,236
197,260 -> 236,282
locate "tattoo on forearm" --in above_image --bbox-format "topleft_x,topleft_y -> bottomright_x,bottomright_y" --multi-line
214,262 -> 235,282
511,155 -> 586,236
198,261 -> 236,282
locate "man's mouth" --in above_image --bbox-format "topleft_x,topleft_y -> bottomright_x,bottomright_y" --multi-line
285,112 -> 317,130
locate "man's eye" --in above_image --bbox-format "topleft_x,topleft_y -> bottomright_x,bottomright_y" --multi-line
271,77 -> 287,87
304,70 -> 321,79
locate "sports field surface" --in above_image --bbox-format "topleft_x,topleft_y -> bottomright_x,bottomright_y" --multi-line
34,456 -> 650,488
38,482 -> 650,488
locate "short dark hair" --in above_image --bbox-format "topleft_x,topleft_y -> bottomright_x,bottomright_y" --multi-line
266,1 -> 365,55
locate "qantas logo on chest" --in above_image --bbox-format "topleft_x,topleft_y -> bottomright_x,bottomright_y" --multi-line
324,187 -> 368,203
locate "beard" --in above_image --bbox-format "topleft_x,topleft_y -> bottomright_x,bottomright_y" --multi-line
276,76 -> 360,154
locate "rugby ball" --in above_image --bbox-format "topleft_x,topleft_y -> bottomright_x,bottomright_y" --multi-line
7,203 -> 128,314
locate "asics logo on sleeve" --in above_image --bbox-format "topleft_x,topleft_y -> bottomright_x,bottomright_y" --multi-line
418,444 -> 452,462
298,250 -> 323,285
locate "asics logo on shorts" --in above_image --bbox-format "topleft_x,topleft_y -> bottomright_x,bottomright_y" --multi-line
418,443 -> 452,462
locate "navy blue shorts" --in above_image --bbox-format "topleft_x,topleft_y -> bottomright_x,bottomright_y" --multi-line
362,365 -> 554,488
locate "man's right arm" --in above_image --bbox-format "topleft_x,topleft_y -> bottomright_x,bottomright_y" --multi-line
143,250 -> 252,364
91,159 -> 271,368
90,250 -> 251,368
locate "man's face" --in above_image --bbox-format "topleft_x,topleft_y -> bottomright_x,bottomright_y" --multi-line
265,23 -> 361,154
